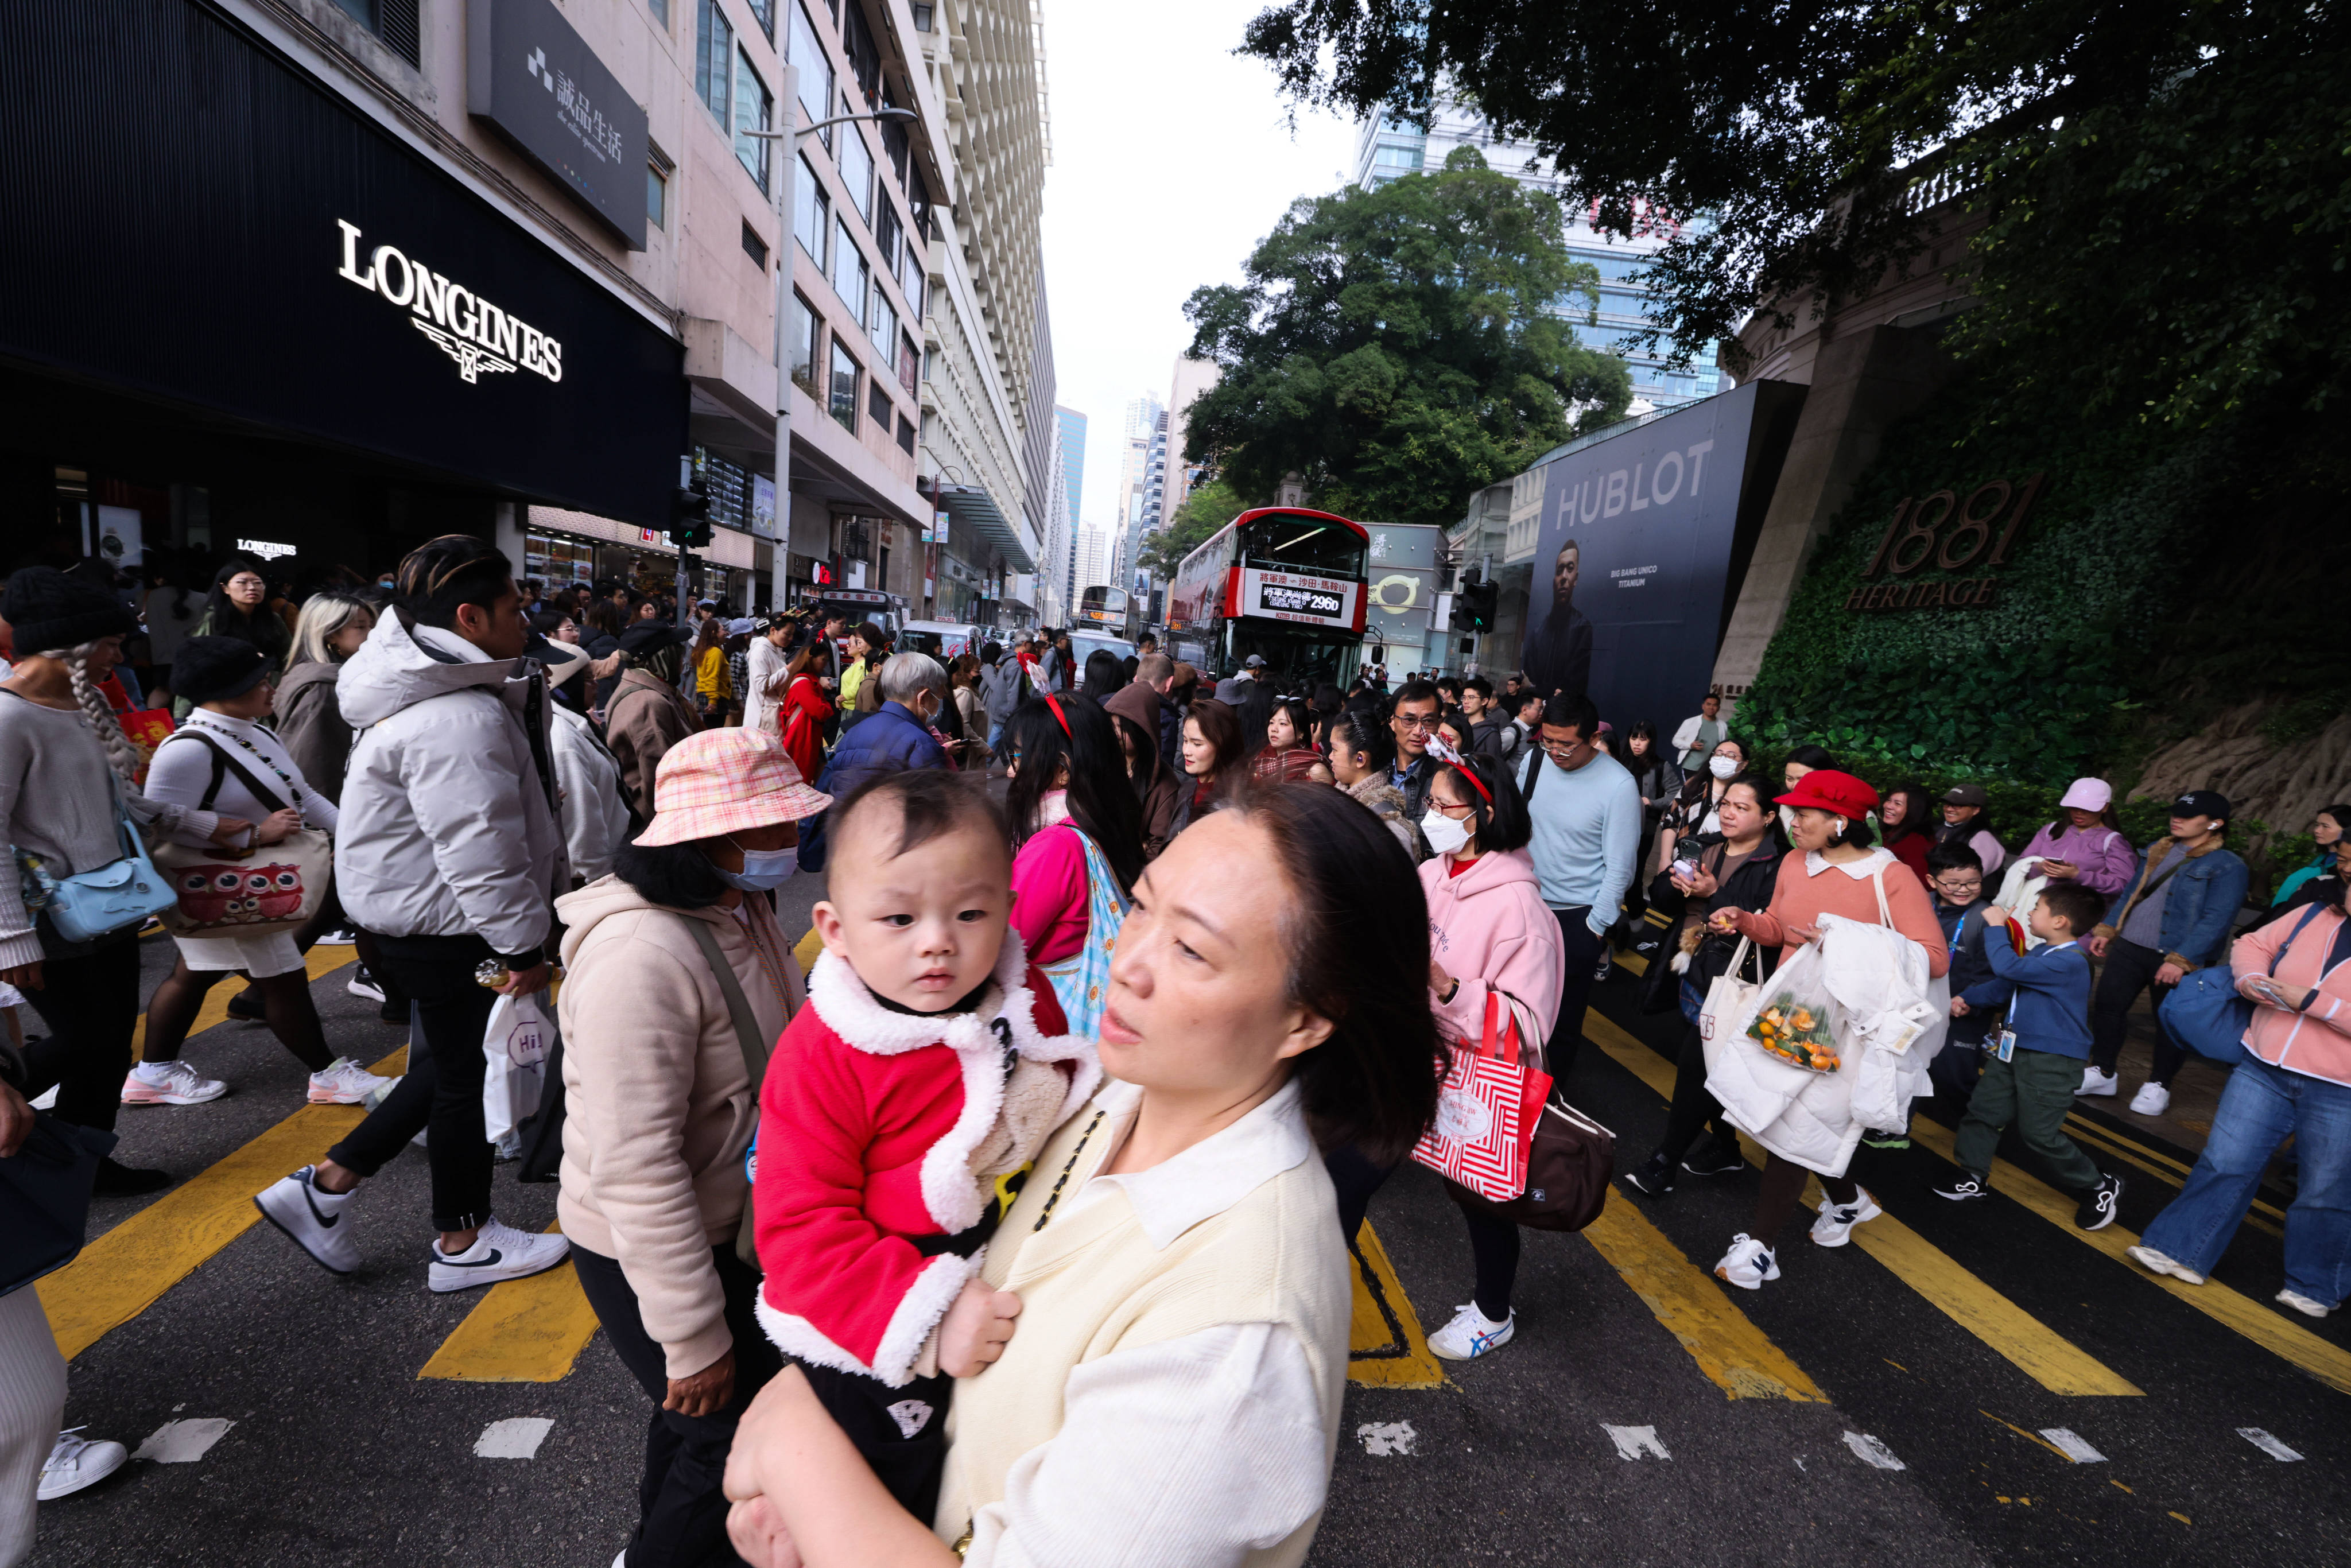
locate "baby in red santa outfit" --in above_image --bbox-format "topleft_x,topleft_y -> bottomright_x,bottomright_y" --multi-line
752,767 -> 1097,1519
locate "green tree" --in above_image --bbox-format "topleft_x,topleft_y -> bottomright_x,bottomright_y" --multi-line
1240,0 -> 2351,424
1180,148 -> 1631,528
1139,477 -> 1251,579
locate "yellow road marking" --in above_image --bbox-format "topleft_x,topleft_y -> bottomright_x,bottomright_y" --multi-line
41,1045 -> 407,1360
1583,1009 -> 2143,1396
1906,1115 -> 2351,1396
1981,1408 -> 2077,1461
1347,1221 -> 1442,1388
794,925 -> 825,975
131,944 -> 360,1062
2057,1115 -> 2284,1239
1580,1187 -> 1825,1400
417,1225 -> 601,1383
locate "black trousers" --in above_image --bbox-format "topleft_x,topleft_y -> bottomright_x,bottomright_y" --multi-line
1326,1146 -> 1526,1321
1655,1020 -> 1743,1166
796,1359 -> 957,1526
22,930 -> 142,1135
1543,907 -> 1604,1081
572,1243 -> 781,1568
2089,937 -> 2188,1084
323,941 -> 497,1232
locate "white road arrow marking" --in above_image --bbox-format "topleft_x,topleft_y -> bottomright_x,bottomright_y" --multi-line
2237,1427 -> 2303,1462
475,1418 -> 555,1460
1357,1421 -> 1417,1457
1602,1424 -> 1670,1461
2040,1429 -> 2106,1464
1843,1431 -> 1906,1471
133,1418 -> 235,1464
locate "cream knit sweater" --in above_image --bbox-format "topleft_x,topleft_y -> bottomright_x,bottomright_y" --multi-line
934,1079 -> 1351,1568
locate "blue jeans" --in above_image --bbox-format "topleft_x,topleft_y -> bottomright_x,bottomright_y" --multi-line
2141,1057 -> 2351,1306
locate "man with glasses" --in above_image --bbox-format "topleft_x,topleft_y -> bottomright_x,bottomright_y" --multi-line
1517,692 -> 1640,1078
1387,680 -> 1445,829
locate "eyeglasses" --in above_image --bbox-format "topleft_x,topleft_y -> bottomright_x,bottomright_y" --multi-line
1539,738 -> 1590,759
1393,713 -> 1438,733
1429,798 -> 1477,819
1932,878 -> 1982,894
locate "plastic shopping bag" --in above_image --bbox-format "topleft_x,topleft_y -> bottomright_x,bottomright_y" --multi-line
1741,940 -> 1841,1073
483,993 -> 556,1160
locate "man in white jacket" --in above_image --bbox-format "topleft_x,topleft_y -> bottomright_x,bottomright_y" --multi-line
253,535 -> 571,1294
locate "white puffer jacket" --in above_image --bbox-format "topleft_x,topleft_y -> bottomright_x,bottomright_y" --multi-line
333,610 -> 567,962
550,704 -> 631,886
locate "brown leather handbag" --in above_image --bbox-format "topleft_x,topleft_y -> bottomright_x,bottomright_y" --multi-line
1446,1092 -> 1617,1233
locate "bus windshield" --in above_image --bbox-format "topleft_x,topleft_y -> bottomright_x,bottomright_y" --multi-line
1241,517 -> 1364,578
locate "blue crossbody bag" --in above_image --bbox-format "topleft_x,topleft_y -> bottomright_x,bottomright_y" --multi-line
43,778 -> 177,945
2159,903 -> 2324,1064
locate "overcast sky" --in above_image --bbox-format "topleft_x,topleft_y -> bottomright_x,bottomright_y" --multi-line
1037,1 -> 1357,535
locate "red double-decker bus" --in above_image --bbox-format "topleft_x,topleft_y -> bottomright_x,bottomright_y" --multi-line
1165,507 -> 1370,688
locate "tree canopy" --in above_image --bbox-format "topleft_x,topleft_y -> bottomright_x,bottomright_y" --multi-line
1240,0 -> 2351,425
1180,149 -> 1632,528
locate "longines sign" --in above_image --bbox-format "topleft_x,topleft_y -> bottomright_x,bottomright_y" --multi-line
336,220 -> 565,385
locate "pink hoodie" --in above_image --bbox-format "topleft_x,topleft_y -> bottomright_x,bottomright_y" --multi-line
1419,847 -> 1566,1064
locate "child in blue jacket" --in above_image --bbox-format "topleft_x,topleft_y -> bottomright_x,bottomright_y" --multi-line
1933,882 -> 2125,1231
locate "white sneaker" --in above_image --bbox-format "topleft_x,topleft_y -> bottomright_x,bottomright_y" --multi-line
120,1058 -> 228,1107
346,966 -> 386,1003
428,1217 -> 569,1294
1714,1234 -> 1780,1290
308,1056 -> 395,1105
2126,1243 -> 2205,1285
2128,1082 -> 2171,1116
253,1166 -> 360,1275
2077,1066 -> 2119,1097
1427,1302 -> 1516,1361
1810,1187 -> 1884,1248
38,1427 -> 127,1500
2276,1288 -> 2334,1318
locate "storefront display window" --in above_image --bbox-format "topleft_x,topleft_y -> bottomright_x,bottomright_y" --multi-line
525,530 -> 598,588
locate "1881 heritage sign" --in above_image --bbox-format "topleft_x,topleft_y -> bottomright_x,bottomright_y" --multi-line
1843,472 -> 2046,613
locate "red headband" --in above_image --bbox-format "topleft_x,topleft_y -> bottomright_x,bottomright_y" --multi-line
1043,692 -> 1072,738
1449,762 -> 1493,806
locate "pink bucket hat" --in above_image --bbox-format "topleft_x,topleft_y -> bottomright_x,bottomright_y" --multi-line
2058,777 -> 2113,812
635,728 -> 831,846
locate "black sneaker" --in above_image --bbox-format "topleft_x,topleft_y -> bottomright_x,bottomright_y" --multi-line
93,1158 -> 172,1197
1681,1141 -> 1745,1178
1933,1175 -> 1991,1202
2075,1173 -> 2124,1231
224,988 -> 267,1022
1621,1152 -> 1675,1197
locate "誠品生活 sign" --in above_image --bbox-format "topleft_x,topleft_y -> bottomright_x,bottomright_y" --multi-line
1242,568 -> 1359,628
1842,473 -> 2046,613
468,0 -> 649,248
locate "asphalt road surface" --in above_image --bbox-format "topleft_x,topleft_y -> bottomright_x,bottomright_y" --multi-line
20,919 -> 2348,1567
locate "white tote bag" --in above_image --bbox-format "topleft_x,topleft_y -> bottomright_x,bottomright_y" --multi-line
482,993 -> 556,1158
1697,936 -> 1767,1050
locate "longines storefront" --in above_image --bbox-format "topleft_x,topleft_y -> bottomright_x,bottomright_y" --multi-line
0,0 -> 684,581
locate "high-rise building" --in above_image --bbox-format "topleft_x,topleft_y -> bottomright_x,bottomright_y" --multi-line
1116,393 -> 1166,595
1163,356 -> 1221,523
1352,105 -> 1729,413
1051,405 -> 1087,619
917,0 -> 1055,628
1075,523 -> 1111,592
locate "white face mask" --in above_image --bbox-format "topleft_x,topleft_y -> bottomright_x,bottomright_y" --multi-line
1420,810 -> 1473,857
1709,754 -> 1739,780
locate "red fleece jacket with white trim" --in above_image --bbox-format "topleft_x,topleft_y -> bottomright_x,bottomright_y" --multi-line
752,932 -> 1096,1387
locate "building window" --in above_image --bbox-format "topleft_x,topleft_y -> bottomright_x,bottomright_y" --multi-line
789,292 -> 820,397
898,331 -> 920,395
911,3 -> 933,30
734,49 -> 773,191
868,293 -> 897,360
744,0 -> 774,40
696,0 -> 733,122
832,219 -> 867,316
899,246 -> 924,320
329,0 -> 421,67
868,377 -> 893,428
647,0 -> 670,26
793,155 -> 828,265
829,339 -> 860,431
875,201 -> 902,273
742,220 -> 770,270
839,121 -> 874,226
1374,143 -> 1422,170
647,165 -> 668,229
790,2 -> 832,149
897,409 -> 916,454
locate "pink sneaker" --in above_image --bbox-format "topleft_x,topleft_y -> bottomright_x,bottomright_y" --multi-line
121,1060 -> 228,1106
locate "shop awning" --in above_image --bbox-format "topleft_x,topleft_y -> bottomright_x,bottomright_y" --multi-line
936,483 -> 1034,573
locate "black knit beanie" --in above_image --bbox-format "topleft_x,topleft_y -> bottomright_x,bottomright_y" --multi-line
2,565 -> 136,654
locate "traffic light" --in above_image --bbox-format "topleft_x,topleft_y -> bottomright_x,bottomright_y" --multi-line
670,480 -> 712,549
1452,575 -> 1498,631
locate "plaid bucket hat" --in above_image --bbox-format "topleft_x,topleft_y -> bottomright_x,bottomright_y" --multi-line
634,728 -> 831,846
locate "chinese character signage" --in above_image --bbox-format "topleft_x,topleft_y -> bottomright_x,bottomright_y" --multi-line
468,0 -> 649,249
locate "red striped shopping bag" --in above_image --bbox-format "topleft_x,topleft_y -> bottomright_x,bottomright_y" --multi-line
1409,993 -> 1551,1203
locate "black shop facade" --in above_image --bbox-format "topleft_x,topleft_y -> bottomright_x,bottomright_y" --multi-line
0,0 -> 684,587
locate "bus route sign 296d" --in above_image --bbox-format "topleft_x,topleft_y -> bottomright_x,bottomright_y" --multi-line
1242,568 -> 1357,627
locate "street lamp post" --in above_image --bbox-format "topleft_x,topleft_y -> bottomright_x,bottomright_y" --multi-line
745,71 -> 915,618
